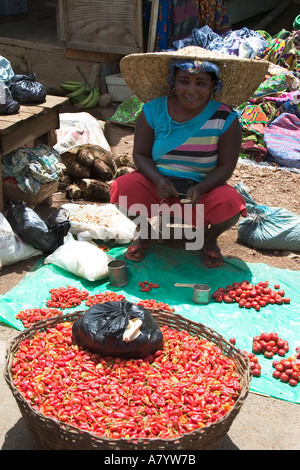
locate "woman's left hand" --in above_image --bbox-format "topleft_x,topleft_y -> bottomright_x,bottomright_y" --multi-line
185,185 -> 202,205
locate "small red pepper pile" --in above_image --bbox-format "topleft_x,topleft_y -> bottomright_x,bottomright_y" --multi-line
233,334 -> 298,385
16,308 -> 63,328
241,350 -> 262,377
212,280 -> 290,311
252,332 -> 289,359
136,299 -> 175,312
138,281 -> 160,292
272,355 -> 300,387
16,285 -> 175,328
46,286 -> 89,309
12,322 -> 242,439
85,291 -> 126,307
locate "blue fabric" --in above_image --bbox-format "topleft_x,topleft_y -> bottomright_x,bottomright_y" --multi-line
168,59 -> 223,93
172,26 -> 268,58
0,55 -> 14,86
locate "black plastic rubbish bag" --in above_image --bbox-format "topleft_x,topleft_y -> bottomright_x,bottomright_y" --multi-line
10,73 -> 46,104
72,300 -> 164,359
6,201 -> 70,253
0,86 -> 20,114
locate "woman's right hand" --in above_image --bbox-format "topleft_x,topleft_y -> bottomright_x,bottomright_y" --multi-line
156,176 -> 178,199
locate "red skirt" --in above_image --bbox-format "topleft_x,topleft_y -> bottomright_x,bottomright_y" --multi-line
110,170 -> 247,227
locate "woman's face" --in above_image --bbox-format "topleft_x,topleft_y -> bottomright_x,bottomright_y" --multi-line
174,70 -> 215,111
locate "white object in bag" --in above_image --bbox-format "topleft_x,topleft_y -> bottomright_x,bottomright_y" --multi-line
0,212 -> 42,267
122,318 -> 143,343
44,233 -> 113,281
62,203 -> 136,243
54,112 -> 111,154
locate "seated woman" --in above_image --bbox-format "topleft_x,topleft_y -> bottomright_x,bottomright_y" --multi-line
110,46 -> 268,267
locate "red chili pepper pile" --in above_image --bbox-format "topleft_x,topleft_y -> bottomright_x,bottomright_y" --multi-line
272,356 -> 300,387
136,299 -> 175,312
16,286 -> 175,328
16,308 -> 63,328
85,291 -> 126,307
212,280 -> 290,310
12,322 -> 242,439
252,332 -> 289,360
241,350 -> 261,377
235,334 -> 299,385
138,281 -> 160,292
46,286 -> 89,309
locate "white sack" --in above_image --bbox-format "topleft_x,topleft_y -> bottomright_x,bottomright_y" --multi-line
44,232 -> 113,281
54,112 -> 111,154
0,212 -> 41,267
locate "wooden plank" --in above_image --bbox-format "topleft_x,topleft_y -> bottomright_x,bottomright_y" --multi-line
88,64 -> 101,86
0,112 -> 59,156
3,181 -> 59,208
59,0 -> 143,54
64,41 -> 142,55
17,105 -> 46,115
0,109 -> 45,135
0,97 -> 68,135
57,0 -> 68,42
0,96 -> 67,122
65,48 -> 121,63
35,95 -> 69,109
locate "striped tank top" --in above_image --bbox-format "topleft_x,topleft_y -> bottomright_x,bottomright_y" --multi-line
143,96 -> 238,182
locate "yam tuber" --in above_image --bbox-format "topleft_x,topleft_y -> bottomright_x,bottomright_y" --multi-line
114,154 -> 135,168
77,148 -> 95,167
66,184 -> 81,199
61,151 -> 91,178
92,158 -> 114,181
79,178 -> 110,201
116,166 -> 135,177
68,161 -> 91,179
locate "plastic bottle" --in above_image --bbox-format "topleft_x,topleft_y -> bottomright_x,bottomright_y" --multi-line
293,15 -> 300,30
0,80 -> 6,105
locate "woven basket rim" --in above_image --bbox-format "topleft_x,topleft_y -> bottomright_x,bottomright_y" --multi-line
4,308 -> 251,449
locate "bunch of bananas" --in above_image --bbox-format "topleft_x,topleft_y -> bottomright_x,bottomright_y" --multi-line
60,81 -> 100,109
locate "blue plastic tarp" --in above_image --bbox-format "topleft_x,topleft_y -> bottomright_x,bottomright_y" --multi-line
1,244 -> 299,403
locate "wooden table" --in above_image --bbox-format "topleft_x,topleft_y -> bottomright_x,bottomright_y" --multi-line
0,95 -> 68,212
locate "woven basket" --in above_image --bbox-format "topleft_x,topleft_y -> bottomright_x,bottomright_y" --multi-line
4,309 -> 251,450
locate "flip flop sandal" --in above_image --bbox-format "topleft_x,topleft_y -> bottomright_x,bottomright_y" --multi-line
125,242 -> 154,262
203,248 -> 224,268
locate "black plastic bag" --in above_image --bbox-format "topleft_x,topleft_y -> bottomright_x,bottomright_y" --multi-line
6,201 -> 70,253
46,207 -> 70,226
10,73 -> 46,104
0,87 -> 20,114
72,300 -> 164,359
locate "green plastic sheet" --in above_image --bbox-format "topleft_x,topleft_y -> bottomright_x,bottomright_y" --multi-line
1,244 -> 299,404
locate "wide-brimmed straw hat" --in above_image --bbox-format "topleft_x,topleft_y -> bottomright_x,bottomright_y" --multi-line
120,46 -> 269,108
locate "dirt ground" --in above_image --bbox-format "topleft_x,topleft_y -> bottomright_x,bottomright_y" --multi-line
1,3 -> 300,449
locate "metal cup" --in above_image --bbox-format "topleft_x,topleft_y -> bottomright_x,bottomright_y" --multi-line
108,259 -> 128,287
192,284 -> 211,304
174,283 -> 211,304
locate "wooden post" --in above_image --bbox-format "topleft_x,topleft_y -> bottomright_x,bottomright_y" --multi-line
147,0 -> 159,52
